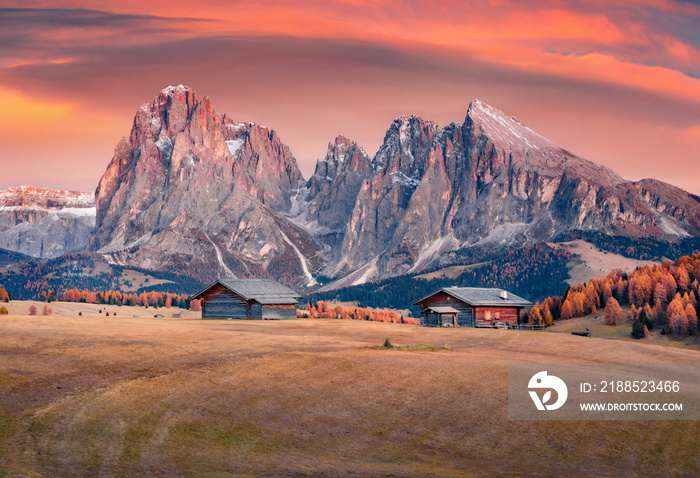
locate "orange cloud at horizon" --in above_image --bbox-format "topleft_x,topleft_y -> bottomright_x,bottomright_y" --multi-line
0,1 -> 699,194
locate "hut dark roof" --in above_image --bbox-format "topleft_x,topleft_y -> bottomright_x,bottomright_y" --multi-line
193,279 -> 301,304
414,287 -> 532,307
426,306 -> 460,314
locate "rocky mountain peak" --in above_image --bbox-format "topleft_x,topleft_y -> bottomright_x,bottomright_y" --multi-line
329,136 -> 371,171
91,86 -> 309,284
372,115 -> 439,182
464,99 -> 625,187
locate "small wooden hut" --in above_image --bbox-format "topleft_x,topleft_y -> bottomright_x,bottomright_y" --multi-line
413,287 -> 532,327
192,279 -> 301,320
423,306 -> 459,327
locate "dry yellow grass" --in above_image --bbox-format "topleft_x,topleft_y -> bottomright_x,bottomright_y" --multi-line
0,300 -> 199,319
1,311 -> 699,477
116,269 -> 174,292
414,262 -> 490,280
548,240 -> 656,286
548,312 -> 700,351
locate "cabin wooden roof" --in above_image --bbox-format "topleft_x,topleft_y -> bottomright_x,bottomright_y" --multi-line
426,306 -> 460,314
192,279 -> 301,304
414,287 -> 532,307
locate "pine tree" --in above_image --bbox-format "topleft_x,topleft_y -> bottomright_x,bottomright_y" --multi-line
631,318 -> 647,339
560,299 -> 573,320
605,297 -> 623,325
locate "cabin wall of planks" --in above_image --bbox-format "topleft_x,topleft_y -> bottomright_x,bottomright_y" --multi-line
423,311 -> 458,327
200,283 -> 249,319
262,304 -> 297,319
474,307 -> 520,324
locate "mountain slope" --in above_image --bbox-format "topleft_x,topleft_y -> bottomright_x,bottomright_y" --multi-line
0,186 -> 95,258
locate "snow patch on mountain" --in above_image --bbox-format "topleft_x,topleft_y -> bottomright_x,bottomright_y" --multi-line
155,133 -> 173,154
58,207 -> 96,217
390,172 -> 420,188
160,84 -> 190,96
278,228 -> 317,287
226,138 -> 245,157
469,100 -> 552,151
0,206 -> 96,217
398,118 -> 414,160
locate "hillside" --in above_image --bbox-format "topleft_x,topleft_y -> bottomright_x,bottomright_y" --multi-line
0,253 -> 203,300
0,316 -> 698,476
305,242 -> 573,313
549,240 -> 656,286
525,251 -> 700,340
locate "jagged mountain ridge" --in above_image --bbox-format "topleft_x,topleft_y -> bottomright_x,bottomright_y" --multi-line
0,186 -> 95,258
92,86 -> 700,290
302,99 -> 700,289
5,86 -> 699,292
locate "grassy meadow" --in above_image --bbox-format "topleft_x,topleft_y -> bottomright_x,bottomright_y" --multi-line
1,302 -> 699,477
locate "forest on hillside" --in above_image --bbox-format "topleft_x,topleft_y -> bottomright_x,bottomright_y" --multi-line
557,231 -> 700,262
526,252 -> 700,339
303,243 -> 573,315
0,254 -> 203,300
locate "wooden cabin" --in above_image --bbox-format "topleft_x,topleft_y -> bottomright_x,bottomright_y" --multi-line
413,287 -> 532,328
192,279 -> 301,320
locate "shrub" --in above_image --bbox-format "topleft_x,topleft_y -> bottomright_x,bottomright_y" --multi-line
79,311 -> 82,316
42,305 -> 52,315
190,299 -> 202,311
29,305 -> 37,315
0,306 -> 8,315
382,337 -> 394,348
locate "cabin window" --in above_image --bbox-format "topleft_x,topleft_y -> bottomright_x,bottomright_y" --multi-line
485,311 -> 491,320
495,312 -> 500,319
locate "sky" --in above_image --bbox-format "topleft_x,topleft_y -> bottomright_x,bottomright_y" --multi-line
1,1 -> 699,194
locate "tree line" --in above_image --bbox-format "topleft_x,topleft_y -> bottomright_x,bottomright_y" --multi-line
300,301 -> 419,325
59,289 -> 191,308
